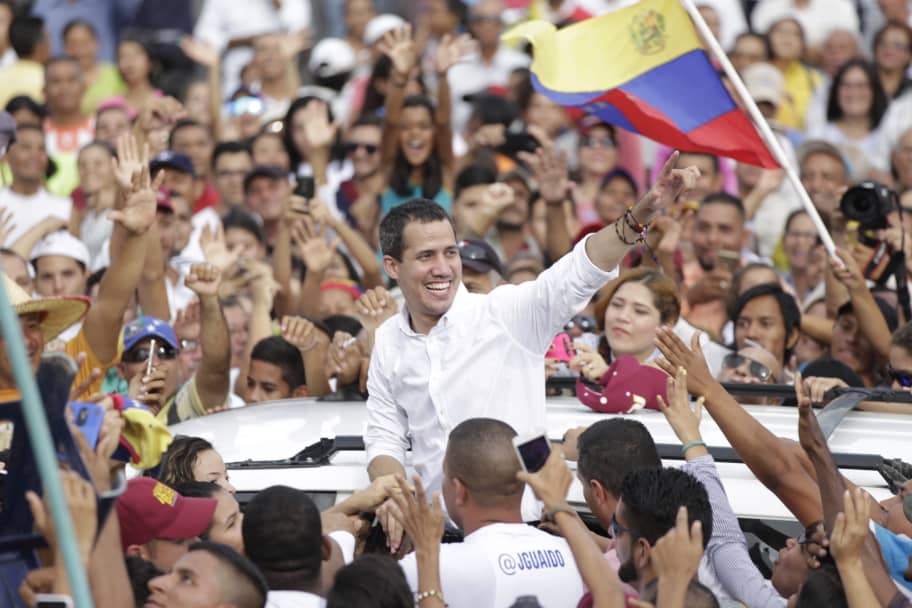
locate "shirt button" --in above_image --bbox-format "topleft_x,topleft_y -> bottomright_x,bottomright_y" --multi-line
599,397 -> 607,405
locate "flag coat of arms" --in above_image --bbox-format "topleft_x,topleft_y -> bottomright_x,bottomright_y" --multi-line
504,0 -> 779,167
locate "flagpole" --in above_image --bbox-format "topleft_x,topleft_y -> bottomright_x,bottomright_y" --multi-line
678,0 -> 839,260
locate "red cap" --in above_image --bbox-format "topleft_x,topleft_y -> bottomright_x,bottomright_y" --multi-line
116,478 -> 217,550
575,355 -> 669,414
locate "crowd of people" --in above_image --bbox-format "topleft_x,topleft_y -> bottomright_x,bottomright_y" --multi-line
1,0 -> 912,606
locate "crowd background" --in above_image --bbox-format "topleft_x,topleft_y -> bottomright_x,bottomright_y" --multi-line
2,0 -> 912,607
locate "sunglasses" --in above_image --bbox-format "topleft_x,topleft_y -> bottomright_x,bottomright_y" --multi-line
470,14 -> 502,25
887,366 -> 912,388
343,142 -> 379,155
580,135 -> 615,149
123,343 -> 178,364
722,353 -> 773,381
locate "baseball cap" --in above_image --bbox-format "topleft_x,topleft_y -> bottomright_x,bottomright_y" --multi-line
30,230 -> 91,268
364,14 -> 406,46
459,239 -> 504,275
308,38 -> 356,79
743,62 -> 784,107
575,355 -> 668,414
150,150 -> 195,178
122,315 -> 179,353
116,478 -> 216,550
505,251 -> 543,281
243,165 -> 288,193
577,114 -> 616,139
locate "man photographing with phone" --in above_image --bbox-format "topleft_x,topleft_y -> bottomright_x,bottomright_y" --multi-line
364,150 -> 699,548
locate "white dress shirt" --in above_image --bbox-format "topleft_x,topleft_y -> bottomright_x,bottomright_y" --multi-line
365,236 -> 616,495
750,0 -> 859,47
399,523 -> 585,608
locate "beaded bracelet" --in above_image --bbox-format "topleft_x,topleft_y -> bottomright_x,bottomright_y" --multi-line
614,207 -> 649,245
417,589 -> 447,605
681,440 -> 707,455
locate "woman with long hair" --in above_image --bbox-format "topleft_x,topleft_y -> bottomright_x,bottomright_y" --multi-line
62,19 -> 125,114
873,21 -> 912,100
766,18 -> 821,131
116,37 -> 161,115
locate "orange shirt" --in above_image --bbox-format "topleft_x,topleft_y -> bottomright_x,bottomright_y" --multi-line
65,326 -> 119,398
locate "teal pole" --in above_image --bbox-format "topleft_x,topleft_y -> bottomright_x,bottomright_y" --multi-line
0,278 -> 94,607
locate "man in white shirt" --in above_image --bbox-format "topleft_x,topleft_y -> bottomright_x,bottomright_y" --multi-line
448,0 -> 531,135
365,154 -> 699,546
399,418 -> 585,608
0,124 -> 71,247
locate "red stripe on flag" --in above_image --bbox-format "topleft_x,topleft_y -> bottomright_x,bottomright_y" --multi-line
593,90 -> 778,168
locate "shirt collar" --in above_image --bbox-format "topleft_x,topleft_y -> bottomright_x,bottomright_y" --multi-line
398,283 -> 471,336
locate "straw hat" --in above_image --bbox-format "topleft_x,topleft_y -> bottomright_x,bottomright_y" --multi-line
2,273 -> 89,342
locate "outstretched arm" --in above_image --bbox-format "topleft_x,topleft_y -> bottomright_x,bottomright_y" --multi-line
186,264 -> 231,410
378,26 -> 416,174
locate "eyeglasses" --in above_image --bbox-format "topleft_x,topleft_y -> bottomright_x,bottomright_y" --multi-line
123,343 -> 178,364
887,365 -> 912,388
470,14 -> 502,25
180,338 -> 200,352
722,353 -> 773,381
343,142 -> 379,155
580,135 -> 615,149
609,512 -> 634,539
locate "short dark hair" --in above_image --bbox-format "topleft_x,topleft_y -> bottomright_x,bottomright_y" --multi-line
188,541 -> 268,608
125,556 -> 162,607
446,418 -> 523,507
168,118 -> 211,149
795,564 -> 847,608
892,321 -> 912,354
44,55 -> 82,77
379,199 -> 454,261
326,555 -> 415,608
242,486 -> 323,590
455,164 -> 497,199
5,95 -> 46,120
730,31 -> 771,59
619,468 -> 713,549
732,283 -> 801,361
323,314 -> 364,338
826,59 -> 888,129
222,207 -> 266,245
700,191 -> 745,222
212,140 -> 252,171
62,18 -> 96,41
577,419 -> 661,498
350,113 -> 383,129
641,578 -> 720,608
10,16 -> 45,59
250,336 -> 306,391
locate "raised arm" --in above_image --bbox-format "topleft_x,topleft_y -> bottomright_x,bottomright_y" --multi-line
180,37 -> 222,138
185,263 -> 231,410
432,34 -> 474,180
655,328 -> 824,527
832,248 -> 892,359
234,263 -> 277,399
84,138 -> 161,364
520,146 -> 573,262
309,197 -> 383,289
378,26 -> 417,173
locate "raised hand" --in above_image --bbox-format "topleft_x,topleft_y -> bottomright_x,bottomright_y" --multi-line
325,330 -> 365,386
801,375 -> 848,405
832,247 -> 866,293
568,342 -> 609,382
479,182 -> 516,217
390,475 -> 445,555
180,36 -> 219,67
516,446 -> 573,509
113,132 -> 149,191
644,151 -> 701,218
353,286 -> 399,333
136,96 -> 186,135
291,218 -> 340,274
435,32 -> 476,74
173,300 -> 201,338
655,328 -> 715,399
656,367 -> 705,447
650,506 -> 704,586
519,145 -> 569,206
185,263 -> 222,298
301,99 -> 338,151
108,164 -> 163,235
199,223 -> 240,273
26,470 -> 98,561
377,25 -> 417,77
830,488 -> 871,565
279,315 -> 319,352
129,366 -> 168,413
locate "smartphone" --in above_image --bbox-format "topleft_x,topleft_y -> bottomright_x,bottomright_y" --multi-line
498,132 -> 541,156
295,175 -> 315,199
146,338 -> 156,376
35,596 -> 74,608
545,332 -> 575,363
68,402 -> 105,449
513,434 -> 551,473
717,249 -> 740,274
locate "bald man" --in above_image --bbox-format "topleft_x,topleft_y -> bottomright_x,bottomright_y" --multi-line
398,418 -> 584,607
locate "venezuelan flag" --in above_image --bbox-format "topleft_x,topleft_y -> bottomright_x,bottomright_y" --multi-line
504,0 -> 779,168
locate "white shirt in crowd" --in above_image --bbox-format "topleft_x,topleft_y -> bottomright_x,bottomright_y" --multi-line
751,0 -> 859,47
807,122 -> 888,181
399,523 -> 585,608
193,0 -> 312,97
365,236 -> 616,497
0,187 -> 71,248
447,48 -> 531,136
693,0 -> 749,49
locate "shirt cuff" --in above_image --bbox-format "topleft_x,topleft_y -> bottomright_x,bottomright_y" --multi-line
575,233 -> 621,285
329,530 -> 356,565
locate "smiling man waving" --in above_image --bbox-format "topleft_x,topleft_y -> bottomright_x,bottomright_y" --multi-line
365,150 -> 699,548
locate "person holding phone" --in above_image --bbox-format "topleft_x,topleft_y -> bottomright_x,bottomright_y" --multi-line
363,153 -> 699,550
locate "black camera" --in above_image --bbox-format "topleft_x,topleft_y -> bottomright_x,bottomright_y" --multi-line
839,180 -> 897,246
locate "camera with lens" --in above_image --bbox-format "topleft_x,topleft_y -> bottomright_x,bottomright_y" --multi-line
839,180 -> 897,247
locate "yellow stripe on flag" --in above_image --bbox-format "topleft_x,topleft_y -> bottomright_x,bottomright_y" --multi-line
502,0 -> 702,93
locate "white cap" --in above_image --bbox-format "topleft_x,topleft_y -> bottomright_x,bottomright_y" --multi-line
743,62 -> 784,107
308,38 -> 356,79
364,14 -> 406,46
30,230 -> 91,268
